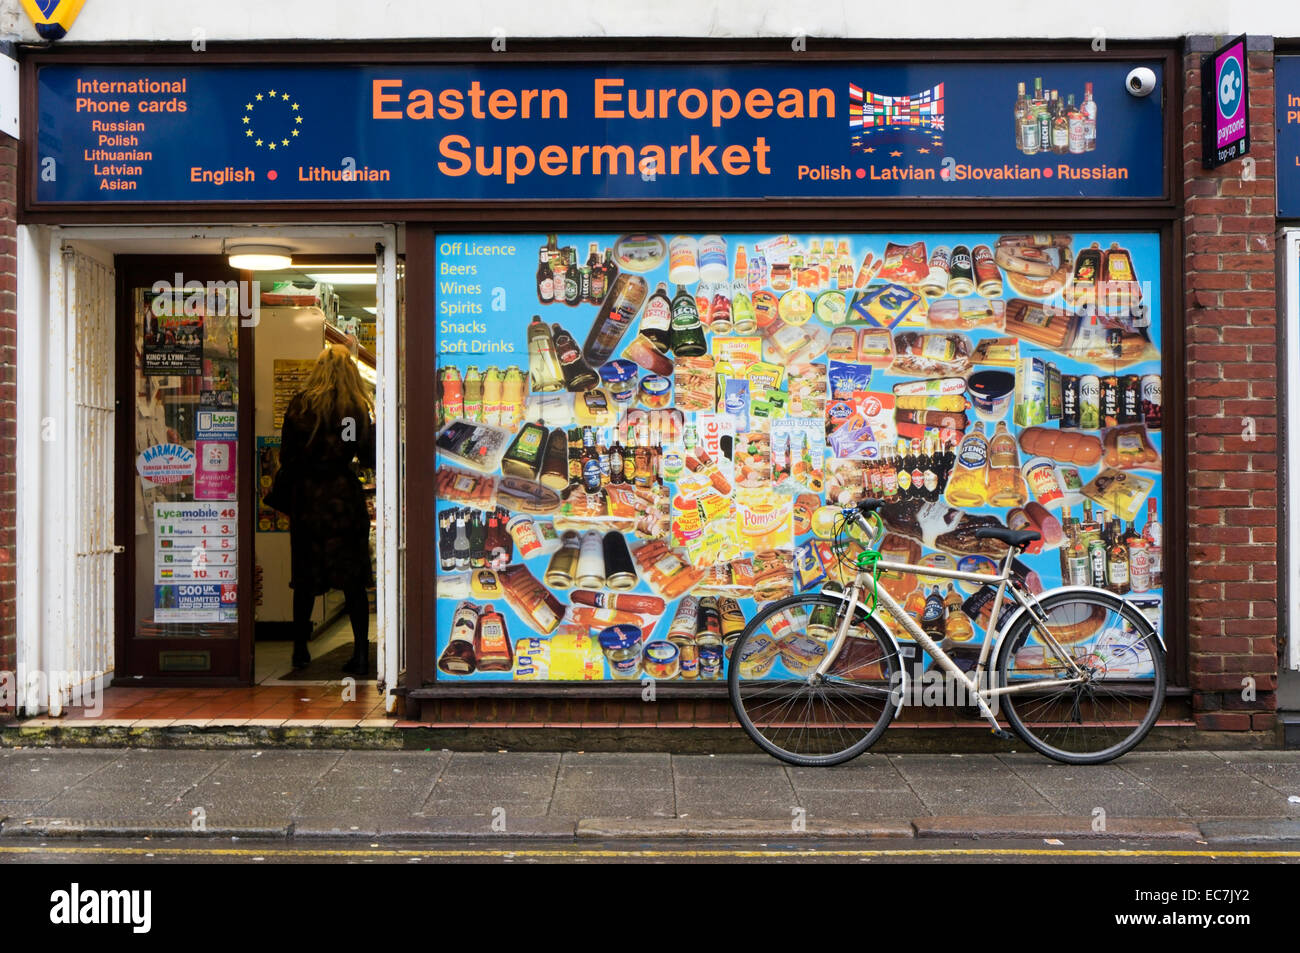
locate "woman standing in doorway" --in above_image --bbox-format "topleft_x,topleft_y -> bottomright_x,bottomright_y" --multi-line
278,343 -> 376,674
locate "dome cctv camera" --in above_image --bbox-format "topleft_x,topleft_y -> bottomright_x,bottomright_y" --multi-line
1126,67 -> 1157,98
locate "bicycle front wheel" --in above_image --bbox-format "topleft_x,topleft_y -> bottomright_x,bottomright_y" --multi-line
727,592 -> 900,767
995,589 -> 1166,764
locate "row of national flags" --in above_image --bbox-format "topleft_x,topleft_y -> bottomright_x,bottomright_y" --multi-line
849,83 -> 945,152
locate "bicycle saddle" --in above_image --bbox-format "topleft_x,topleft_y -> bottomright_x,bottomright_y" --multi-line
974,527 -> 1041,549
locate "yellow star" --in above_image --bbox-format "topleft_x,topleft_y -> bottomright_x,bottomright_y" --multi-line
282,93 -> 290,101
242,116 -> 250,124
291,129 -> 300,137
917,147 -> 929,153
269,142 -> 277,150
255,138 -> 263,147
246,103 -> 254,111
291,103 -> 299,111
864,147 -> 875,153
889,150 -> 903,157
295,116 -> 302,124
255,93 -> 263,101
281,138 -> 289,146
245,130 -> 254,137
268,89 -> 277,97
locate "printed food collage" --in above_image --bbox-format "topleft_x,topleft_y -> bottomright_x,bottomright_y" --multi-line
434,230 -> 1164,682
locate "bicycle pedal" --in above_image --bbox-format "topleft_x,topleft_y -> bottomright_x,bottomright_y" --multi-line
989,727 -> 1014,741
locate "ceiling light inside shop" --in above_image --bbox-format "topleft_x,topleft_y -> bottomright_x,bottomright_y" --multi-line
227,243 -> 293,270
306,271 -> 378,286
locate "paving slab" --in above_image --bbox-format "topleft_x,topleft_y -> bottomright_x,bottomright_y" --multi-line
785,760 -> 911,792
0,749 -> 123,799
548,789 -> 676,819
795,790 -> 931,818
1198,818 -> 1300,844
913,815 -> 1203,840
421,798 -> 552,819
555,764 -> 675,792
211,750 -> 343,777
577,817 -> 914,838
1002,762 -> 1185,816
902,775 -> 1059,816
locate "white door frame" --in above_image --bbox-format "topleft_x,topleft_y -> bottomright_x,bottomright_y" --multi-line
16,223 -> 403,711
1284,228 -> 1300,672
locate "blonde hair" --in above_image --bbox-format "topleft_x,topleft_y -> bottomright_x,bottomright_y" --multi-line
299,343 -> 373,442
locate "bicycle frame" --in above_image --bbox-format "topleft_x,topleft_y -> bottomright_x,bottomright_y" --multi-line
813,512 -> 1094,731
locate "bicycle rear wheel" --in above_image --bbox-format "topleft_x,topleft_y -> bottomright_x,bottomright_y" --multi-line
727,592 -> 900,766
995,589 -> 1166,764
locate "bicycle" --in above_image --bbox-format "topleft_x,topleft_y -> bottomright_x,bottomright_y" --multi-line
727,497 -> 1166,765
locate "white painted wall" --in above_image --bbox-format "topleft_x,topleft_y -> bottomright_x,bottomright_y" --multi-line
1,0 -> 1296,44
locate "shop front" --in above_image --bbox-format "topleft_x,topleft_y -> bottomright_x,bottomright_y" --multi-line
16,42 -> 1186,728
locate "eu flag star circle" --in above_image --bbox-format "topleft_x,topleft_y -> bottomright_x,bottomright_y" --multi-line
244,90 -> 303,150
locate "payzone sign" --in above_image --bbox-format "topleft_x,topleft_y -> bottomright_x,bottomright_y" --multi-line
1203,35 -> 1249,168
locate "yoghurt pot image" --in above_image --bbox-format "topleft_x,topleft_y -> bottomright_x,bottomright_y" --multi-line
968,370 -> 1015,423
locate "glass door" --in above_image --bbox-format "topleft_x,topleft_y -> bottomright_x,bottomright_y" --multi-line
116,257 -> 252,682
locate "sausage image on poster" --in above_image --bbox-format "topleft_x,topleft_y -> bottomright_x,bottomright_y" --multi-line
432,231 -> 1164,681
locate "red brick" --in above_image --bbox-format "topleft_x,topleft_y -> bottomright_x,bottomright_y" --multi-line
1194,713 -> 1252,731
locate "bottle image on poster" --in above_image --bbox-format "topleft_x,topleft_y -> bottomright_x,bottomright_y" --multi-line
433,230 -> 1164,682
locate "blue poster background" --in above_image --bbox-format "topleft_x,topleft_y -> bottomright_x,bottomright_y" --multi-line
433,230 -> 1165,683
37,61 -> 1163,202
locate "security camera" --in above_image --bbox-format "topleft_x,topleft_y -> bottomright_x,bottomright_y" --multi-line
1126,67 -> 1157,98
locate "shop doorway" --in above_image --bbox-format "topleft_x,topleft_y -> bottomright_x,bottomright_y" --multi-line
114,248 -> 397,687
16,226 -> 403,710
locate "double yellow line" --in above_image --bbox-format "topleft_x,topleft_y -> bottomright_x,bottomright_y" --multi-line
2,845 -> 1298,860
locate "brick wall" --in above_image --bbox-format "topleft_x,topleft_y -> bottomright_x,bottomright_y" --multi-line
0,133 -> 15,705
1183,38 -> 1279,731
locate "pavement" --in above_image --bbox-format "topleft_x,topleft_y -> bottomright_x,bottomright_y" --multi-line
1,748 -> 1299,845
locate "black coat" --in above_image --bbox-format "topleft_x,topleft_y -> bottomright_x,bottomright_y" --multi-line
279,393 -> 376,595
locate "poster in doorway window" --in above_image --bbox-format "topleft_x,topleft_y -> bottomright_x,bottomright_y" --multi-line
153,501 -> 238,623
433,231 -> 1165,683
141,294 -> 205,376
194,407 -> 238,501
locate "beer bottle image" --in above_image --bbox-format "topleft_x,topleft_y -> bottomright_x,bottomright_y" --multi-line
536,245 -> 555,305
639,282 -> 673,353
587,242 -> 606,303
563,247 -> 581,306
1051,94 -> 1069,154
669,283 -> 707,357
582,272 -> 648,366
527,315 -> 565,392
551,322 -> 600,391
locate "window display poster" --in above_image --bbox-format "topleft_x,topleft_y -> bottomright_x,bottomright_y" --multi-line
273,359 -> 316,431
154,583 -> 239,624
142,298 -> 205,376
194,407 -> 238,501
433,231 -> 1164,682
153,501 -> 238,623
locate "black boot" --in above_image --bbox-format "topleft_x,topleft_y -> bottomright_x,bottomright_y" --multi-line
342,639 -> 370,677
291,622 -> 312,670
